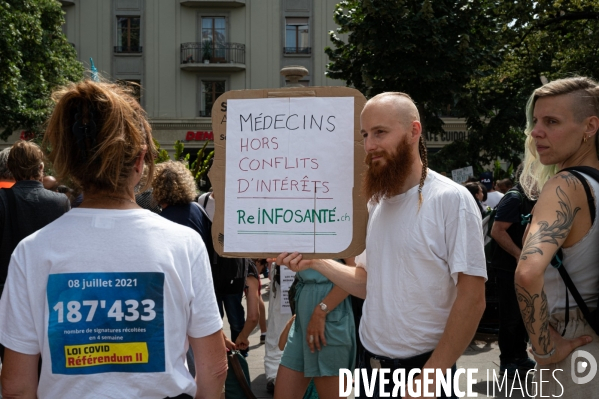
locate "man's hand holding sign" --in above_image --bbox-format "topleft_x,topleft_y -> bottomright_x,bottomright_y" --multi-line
209,87 -> 368,399
271,92 -> 487,399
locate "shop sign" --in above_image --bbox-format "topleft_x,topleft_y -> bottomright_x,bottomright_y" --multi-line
185,131 -> 213,141
425,130 -> 468,142
20,131 -> 35,140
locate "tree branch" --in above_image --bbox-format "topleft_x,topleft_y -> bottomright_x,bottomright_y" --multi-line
514,11 -> 599,49
538,11 -> 599,28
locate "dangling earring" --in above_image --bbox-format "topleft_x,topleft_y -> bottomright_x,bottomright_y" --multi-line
584,135 -> 589,143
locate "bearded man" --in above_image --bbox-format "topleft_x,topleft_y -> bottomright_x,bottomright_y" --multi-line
277,92 -> 487,398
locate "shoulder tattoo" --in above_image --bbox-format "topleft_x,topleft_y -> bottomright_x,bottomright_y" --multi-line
558,172 -> 579,189
520,185 -> 580,260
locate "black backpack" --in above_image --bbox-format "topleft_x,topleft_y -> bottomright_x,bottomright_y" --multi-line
551,166 -> 599,335
483,186 -> 535,263
199,195 -> 249,296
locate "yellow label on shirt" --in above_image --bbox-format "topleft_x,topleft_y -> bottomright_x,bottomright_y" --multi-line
64,342 -> 148,368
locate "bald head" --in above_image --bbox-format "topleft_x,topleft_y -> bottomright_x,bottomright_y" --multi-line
43,175 -> 59,191
360,91 -> 429,205
364,92 -> 420,128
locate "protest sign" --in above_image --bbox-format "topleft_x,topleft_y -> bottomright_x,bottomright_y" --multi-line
451,166 -> 474,184
279,266 -> 296,315
209,87 -> 368,259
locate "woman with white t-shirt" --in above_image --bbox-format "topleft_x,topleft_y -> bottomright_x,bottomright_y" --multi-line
0,81 -> 227,399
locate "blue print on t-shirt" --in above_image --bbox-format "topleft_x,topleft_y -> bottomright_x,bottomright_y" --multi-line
47,272 -> 165,374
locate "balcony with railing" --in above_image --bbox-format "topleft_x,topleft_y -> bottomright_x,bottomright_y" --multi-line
114,46 -> 143,54
180,42 -> 246,72
181,0 -> 245,7
283,47 -> 312,55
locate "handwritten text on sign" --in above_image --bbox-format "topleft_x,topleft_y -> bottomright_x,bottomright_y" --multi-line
451,166 -> 474,184
224,97 -> 354,253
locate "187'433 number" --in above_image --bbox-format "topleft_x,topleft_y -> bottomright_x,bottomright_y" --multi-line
52,299 -> 156,323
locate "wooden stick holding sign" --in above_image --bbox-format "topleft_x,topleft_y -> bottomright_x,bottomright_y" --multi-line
209,87 -> 368,259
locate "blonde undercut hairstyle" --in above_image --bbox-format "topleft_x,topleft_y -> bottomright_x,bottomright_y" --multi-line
367,92 -> 428,208
152,161 -> 198,206
520,77 -> 599,199
43,80 -> 156,193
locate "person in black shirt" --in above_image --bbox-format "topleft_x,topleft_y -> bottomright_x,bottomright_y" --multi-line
490,184 -> 536,378
152,161 -> 211,245
0,140 -> 70,363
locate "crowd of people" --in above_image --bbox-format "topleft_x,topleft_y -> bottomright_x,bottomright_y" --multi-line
0,76 -> 598,398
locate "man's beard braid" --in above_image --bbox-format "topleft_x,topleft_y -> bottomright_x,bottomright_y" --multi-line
362,136 -> 415,203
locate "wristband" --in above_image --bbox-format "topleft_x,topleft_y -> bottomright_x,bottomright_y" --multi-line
531,346 -> 556,359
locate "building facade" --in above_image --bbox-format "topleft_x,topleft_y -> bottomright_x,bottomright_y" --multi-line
55,0 -> 349,157
2,0 -> 467,155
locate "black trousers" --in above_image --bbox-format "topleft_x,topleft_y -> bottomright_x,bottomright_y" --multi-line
355,349 -> 456,398
496,268 -> 529,363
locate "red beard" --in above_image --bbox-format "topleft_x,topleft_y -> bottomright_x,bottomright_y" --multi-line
362,136 -> 414,203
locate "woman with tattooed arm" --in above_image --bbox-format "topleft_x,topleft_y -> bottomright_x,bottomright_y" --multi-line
516,77 -> 599,396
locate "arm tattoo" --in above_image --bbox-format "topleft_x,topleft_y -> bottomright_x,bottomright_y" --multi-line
516,283 -> 539,334
538,289 -> 551,353
558,172 -> 579,188
516,284 -> 552,351
520,186 -> 580,260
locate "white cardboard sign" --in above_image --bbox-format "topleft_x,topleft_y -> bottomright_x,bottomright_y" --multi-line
279,266 -> 296,315
224,97 -> 354,253
451,166 -> 474,184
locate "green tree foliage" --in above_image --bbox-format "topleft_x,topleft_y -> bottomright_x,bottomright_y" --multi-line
326,0 -> 500,137
456,1 -> 599,173
0,0 -> 83,140
153,139 -> 171,164
173,140 -> 188,163
492,159 -> 514,182
190,141 -> 214,183
154,139 -> 214,189
326,0 -> 599,173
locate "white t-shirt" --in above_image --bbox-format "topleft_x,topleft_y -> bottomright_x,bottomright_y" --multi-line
482,190 -> 504,209
356,170 -> 487,359
198,192 -> 215,222
0,208 -> 222,399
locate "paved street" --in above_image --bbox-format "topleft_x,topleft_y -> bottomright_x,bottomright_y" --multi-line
232,277 -> 536,399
